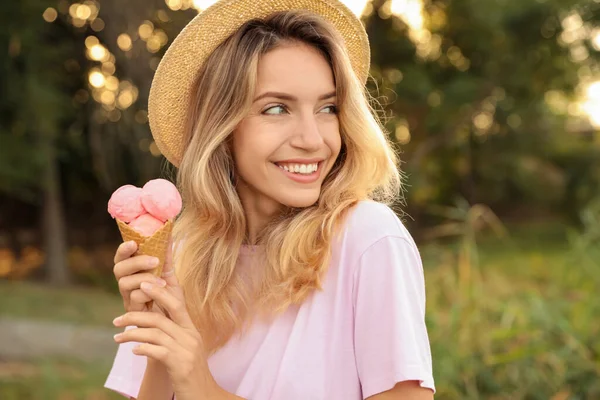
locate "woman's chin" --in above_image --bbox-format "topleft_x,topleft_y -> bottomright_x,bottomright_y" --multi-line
278,191 -> 321,209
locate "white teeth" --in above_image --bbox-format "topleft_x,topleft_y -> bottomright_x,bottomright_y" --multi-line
277,162 -> 319,175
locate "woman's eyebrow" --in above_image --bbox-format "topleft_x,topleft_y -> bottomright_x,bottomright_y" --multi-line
253,90 -> 337,103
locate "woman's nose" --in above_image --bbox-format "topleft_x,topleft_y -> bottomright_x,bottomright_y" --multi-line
290,115 -> 325,151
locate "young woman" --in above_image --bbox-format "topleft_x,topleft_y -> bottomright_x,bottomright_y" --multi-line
105,1 -> 435,399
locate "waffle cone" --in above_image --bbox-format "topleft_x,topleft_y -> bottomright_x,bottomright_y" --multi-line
116,218 -> 173,278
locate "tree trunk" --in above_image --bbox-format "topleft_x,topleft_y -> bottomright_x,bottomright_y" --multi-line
42,141 -> 70,286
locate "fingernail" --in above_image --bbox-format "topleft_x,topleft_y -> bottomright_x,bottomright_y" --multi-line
113,333 -> 122,341
112,316 -> 123,326
148,257 -> 159,267
154,278 -> 167,287
141,282 -> 153,291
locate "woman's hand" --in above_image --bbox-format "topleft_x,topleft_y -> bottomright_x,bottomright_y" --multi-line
113,239 -> 179,315
112,259 -> 223,398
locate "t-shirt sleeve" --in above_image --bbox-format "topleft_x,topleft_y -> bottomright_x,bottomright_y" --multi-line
352,235 -> 435,399
104,325 -> 148,399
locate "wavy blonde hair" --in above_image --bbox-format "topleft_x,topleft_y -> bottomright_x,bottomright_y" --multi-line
173,10 -> 402,352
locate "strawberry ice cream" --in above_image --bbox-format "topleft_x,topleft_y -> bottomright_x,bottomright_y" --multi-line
141,179 -> 182,222
129,214 -> 164,237
107,185 -> 145,223
108,179 -> 181,238
108,179 -> 180,294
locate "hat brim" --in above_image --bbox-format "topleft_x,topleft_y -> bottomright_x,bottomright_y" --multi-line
148,0 -> 370,167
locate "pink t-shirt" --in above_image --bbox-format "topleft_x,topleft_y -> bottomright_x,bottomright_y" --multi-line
104,200 -> 436,399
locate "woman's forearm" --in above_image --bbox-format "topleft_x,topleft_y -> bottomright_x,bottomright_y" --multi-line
136,358 -> 174,400
176,385 -> 246,400
135,357 -> 246,400
174,371 -> 246,400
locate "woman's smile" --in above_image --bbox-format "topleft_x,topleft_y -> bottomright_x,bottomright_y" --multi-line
272,160 -> 324,184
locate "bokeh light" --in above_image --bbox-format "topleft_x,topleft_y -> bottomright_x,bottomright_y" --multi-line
42,8 -> 58,23
84,35 -> 99,48
149,141 -> 162,157
135,110 -> 149,124
81,31 -> 139,112
391,0 -> 423,30
100,90 -> 116,106
592,29 -> 600,51
395,122 -> 411,144
75,4 -> 92,20
87,44 -> 109,62
88,70 -> 105,88
104,76 -> 119,91
582,81 -> 600,128
138,21 -> 154,40
117,90 -> 134,109
192,0 -> 217,11
340,0 -> 369,16
166,0 -> 184,10
117,34 -> 133,52
507,114 -> 522,129
101,61 -> 116,75
473,112 -> 494,134
90,17 -> 105,31
68,1 -> 99,28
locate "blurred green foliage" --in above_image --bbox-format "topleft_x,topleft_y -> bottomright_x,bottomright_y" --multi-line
366,0 -> 600,223
0,357 -> 121,400
421,201 -> 600,398
0,0 -> 598,225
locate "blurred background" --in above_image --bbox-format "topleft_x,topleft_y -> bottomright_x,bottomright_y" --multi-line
1,0 -> 599,398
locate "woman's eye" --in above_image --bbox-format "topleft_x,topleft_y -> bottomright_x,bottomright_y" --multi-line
321,105 -> 338,114
262,104 -> 338,115
263,105 -> 287,115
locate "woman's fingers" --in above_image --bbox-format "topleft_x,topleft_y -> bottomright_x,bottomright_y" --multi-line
113,241 -> 138,264
113,254 -> 160,280
118,273 -> 166,296
131,342 -> 170,364
129,289 -> 153,311
114,327 -> 175,349
114,311 -> 182,339
140,283 -> 194,329
113,241 -> 169,315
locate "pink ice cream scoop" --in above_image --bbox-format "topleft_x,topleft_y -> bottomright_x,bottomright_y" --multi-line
129,213 -> 165,237
141,179 -> 182,222
107,185 -> 145,223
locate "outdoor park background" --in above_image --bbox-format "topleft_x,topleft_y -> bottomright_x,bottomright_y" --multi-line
1,0 -> 599,398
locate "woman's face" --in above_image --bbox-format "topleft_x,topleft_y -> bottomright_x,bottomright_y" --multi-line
231,41 -> 341,213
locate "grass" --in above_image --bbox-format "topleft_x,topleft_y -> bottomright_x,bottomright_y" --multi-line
0,357 -> 123,400
0,278 -> 125,399
0,280 -> 123,327
418,217 -> 600,399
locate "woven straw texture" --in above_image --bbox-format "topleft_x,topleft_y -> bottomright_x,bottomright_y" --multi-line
148,0 -> 370,167
116,219 -> 173,278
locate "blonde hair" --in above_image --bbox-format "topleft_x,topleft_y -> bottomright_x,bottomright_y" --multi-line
173,10 -> 402,352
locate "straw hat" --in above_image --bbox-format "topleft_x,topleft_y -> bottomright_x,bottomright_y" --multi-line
147,0 -> 371,167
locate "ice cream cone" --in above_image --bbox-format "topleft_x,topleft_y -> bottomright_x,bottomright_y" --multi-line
116,218 -> 173,278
